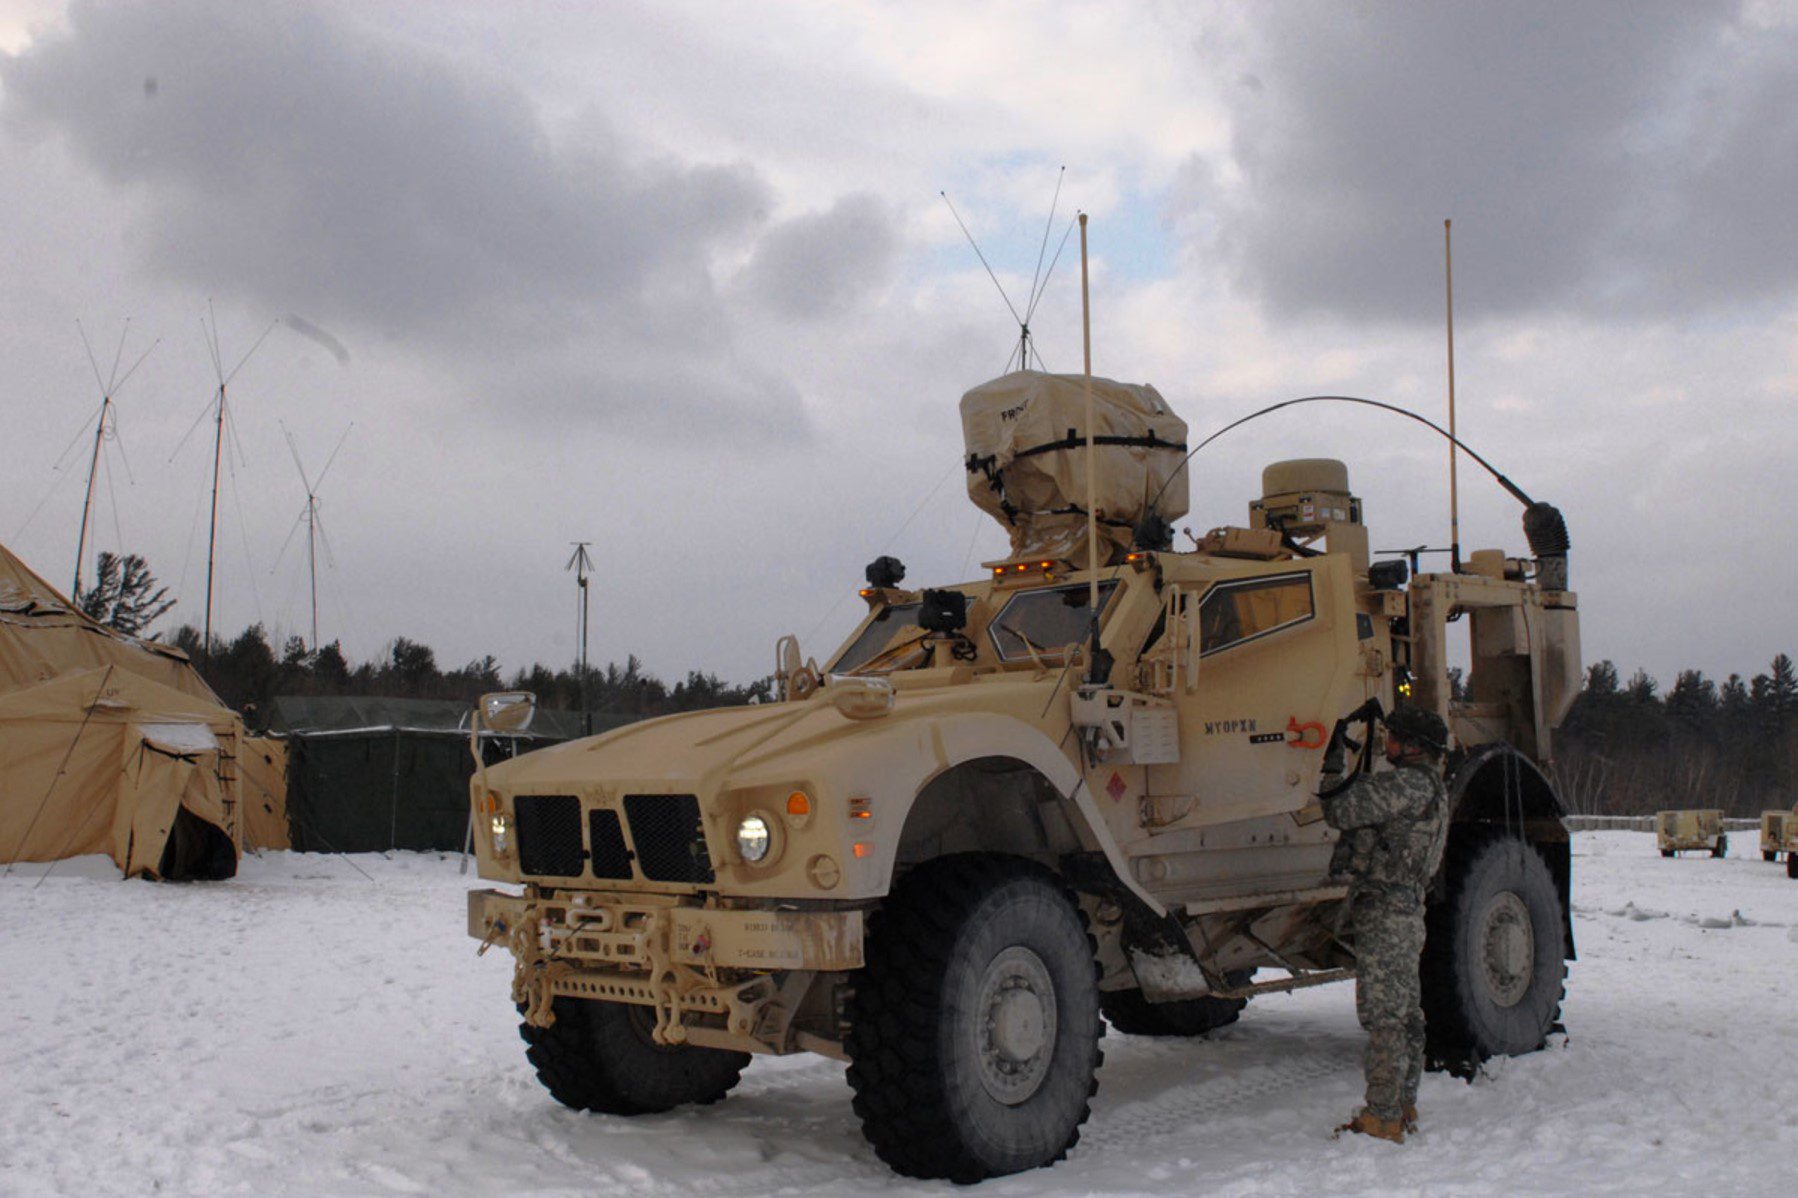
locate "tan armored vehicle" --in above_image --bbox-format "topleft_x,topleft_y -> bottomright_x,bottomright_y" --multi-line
1655,809 -> 1726,858
466,370 -> 1582,1181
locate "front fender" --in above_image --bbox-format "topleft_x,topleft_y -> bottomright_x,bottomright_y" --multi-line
795,709 -> 1163,914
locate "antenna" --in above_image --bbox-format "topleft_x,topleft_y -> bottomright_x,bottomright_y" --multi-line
194,307 -> 277,659
566,542 -> 596,736
274,422 -> 353,651
941,171 -> 1079,373
1444,219 -> 1461,574
69,320 -> 157,599
1078,212 -> 1105,684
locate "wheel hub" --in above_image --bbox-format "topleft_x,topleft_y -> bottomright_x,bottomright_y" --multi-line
976,945 -> 1057,1105
1478,890 -> 1535,1008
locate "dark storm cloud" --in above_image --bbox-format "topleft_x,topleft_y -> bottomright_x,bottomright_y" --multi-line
1193,2 -> 1798,322
735,194 -> 898,318
1,0 -> 811,439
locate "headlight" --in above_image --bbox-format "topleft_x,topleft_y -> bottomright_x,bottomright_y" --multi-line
489,813 -> 511,856
735,813 -> 772,863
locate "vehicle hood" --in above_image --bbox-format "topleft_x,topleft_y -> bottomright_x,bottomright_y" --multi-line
484,676 -> 1069,796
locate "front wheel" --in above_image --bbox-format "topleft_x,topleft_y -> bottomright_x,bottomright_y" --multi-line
519,997 -> 749,1114
847,855 -> 1104,1183
1423,835 -> 1567,1069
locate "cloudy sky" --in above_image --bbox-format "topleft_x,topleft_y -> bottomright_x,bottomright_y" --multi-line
2,0 -> 1794,690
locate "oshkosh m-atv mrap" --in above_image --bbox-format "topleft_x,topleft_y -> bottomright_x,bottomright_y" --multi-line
466,369 -> 1581,1182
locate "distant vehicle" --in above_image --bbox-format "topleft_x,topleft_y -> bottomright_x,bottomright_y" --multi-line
1760,809 -> 1788,862
1656,809 -> 1726,858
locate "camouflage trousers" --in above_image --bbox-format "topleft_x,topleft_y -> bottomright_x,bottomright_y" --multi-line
1352,890 -> 1427,1121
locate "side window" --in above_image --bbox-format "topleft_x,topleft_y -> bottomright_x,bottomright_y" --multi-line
1197,573 -> 1313,656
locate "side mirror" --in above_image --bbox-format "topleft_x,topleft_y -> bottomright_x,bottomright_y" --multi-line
479,691 -> 537,734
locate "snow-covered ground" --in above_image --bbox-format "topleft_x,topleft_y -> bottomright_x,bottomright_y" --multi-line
3,832 -> 1795,1197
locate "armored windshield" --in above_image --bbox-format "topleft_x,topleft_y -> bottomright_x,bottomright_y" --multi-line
988,582 -> 1120,663
832,603 -> 923,673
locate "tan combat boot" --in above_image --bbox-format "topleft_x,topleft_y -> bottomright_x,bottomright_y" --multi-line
1334,1109 -> 1406,1144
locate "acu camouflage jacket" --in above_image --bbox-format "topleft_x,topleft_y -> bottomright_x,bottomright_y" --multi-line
1320,760 -> 1449,904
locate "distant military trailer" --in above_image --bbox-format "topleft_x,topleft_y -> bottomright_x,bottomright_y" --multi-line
1759,807 -> 1792,862
1656,809 -> 1726,859
465,370 -> 1582,1181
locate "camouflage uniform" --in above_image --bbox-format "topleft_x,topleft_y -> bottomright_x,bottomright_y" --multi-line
1321,759 -> 1448,1123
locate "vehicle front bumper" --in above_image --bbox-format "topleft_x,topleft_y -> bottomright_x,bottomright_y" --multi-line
468,887 -> 864,1053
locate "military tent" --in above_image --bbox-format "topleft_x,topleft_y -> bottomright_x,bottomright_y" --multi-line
0,541 -> 251,879
268,696 -> 632,853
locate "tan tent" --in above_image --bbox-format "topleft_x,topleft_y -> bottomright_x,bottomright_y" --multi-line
238,735 -> 290,852
0,542 -> 251,879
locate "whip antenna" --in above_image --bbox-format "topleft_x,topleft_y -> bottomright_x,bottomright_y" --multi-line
1445,219 -> 1461,574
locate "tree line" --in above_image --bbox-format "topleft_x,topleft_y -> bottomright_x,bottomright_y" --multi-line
164,623 -> 772,729
1554,655 -> 1798,817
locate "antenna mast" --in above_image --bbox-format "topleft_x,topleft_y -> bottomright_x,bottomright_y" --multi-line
567,542 -> 595,736
71,321 -> 155,599
276,422 -> 351,653
198,311 -> 275,658
1445,219 -> 1461,574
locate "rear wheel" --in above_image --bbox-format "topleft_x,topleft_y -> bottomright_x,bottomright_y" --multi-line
1712,836 -> 1728,859
1101,971 -> 1251,1037
519,997 -> 749,1114
1423,835 -> 1566,1071
1788,853 -> 1797,880
846,855 -> 1103,1183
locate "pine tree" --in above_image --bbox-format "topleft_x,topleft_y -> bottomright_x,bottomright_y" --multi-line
1769,653 -> 1797,724
76,551 -> 175,636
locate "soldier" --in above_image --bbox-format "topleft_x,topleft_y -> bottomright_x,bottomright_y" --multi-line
1320,705 -> 1450,1144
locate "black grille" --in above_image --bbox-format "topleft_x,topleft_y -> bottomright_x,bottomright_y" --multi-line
514,794 -> 583,877
587,809 -> 633,879
624,794 -> 713,884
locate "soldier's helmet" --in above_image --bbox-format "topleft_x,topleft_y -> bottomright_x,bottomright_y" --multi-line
1385,706 -> 1449,758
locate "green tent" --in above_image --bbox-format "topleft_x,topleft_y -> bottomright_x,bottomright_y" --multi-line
266,697 -> 637,853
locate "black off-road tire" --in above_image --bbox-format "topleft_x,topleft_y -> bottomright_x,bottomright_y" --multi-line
1764,850 -> 1777,863
846,855 -> 1104,1183
519,997 -> 749,1115
1661,848 -> 1675,858
1423,834 -> 1567,1071
1787,853 -> 1797,880
1101,971 -> 1251,1037
1712,836 -> 1728,859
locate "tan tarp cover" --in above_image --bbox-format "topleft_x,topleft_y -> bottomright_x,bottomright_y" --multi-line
238,736 -> 290,851
0,542 -> 249,878
961,371 -> 1190,563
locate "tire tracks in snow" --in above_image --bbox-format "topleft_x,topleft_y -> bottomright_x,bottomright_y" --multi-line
678,1044 -> 1351,1198
1076,1046 -> 1348,1157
